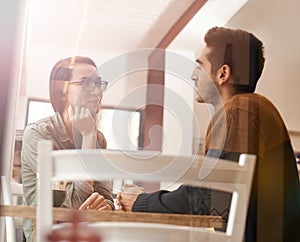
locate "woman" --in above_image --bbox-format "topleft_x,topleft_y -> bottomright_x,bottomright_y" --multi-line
21,56 -> 114,242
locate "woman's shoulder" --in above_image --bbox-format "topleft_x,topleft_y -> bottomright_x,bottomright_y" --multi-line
23,116 -> 52,137
23,113 -> 64,141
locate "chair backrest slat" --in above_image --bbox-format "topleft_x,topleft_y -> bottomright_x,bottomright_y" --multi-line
37,140 -> 256,242
1,175 -> 23,242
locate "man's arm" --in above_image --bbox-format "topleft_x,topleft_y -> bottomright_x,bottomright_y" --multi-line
119,185 -> 210,214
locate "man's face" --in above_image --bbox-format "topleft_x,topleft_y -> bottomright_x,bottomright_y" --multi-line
191,46 -> 218,104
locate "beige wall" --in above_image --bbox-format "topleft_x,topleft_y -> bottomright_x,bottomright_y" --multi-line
289,131 -> 300,153
226,0 -> 300,147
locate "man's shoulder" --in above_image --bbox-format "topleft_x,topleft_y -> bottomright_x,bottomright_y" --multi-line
230,93 -> 272,105
228,93 -> 278,112
229,93 -> 289,135
224,93 -> 286,128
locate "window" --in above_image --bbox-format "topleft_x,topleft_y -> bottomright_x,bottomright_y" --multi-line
26,99 -> 54,125
26,99 -> 143,150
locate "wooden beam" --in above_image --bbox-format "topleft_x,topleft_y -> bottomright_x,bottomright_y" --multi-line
142,0 -> 207,152
142,50 -> 165,150
156,0 -> 207,49
141,1 -> 208,192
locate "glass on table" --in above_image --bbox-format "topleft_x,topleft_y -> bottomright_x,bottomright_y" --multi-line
52,181 -> 67,207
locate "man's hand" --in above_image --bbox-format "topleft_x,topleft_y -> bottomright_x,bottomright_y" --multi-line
79,192 -> 112,211
116,184 -> 145,211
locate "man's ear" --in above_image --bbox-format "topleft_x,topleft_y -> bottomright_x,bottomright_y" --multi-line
216,64 -> 231,85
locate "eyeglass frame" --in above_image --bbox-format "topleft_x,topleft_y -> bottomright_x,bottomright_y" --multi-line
68,77 -> 108,92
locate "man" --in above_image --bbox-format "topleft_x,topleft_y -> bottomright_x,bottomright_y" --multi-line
117,27 -> 300,242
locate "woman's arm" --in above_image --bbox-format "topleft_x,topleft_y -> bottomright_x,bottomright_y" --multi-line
67,106 -> 114,210
70,106 -> 97,149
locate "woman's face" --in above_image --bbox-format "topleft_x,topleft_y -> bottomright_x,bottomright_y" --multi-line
67,63 -> 103,116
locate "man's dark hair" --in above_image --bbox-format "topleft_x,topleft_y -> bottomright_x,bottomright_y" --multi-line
204,27 -> 265,92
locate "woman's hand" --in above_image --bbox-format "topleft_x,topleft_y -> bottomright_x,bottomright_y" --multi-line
79,192 -> 112,211
69,105 -> 97,149
69,105 -> 97,135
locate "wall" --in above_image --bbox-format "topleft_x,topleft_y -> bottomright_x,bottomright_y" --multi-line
226,0 -> 300,151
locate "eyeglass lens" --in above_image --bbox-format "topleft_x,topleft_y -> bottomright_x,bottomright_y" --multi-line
83,78 -> 107,92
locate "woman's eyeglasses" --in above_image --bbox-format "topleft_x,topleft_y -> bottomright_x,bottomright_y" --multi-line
69,77 -> 108,92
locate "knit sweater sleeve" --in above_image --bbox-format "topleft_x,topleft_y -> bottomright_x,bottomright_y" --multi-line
133,185 -> 210,215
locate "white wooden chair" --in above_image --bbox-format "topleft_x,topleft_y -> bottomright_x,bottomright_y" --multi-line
36,140 -> 256,242
1,176 -> 23,242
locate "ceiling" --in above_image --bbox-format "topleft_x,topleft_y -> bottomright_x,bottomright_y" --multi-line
22,0 -> 248,101
27,0 -> 196,53
26,0 -> 247,54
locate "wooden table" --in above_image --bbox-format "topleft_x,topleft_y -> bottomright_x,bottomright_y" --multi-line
0,204 -> 223,228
